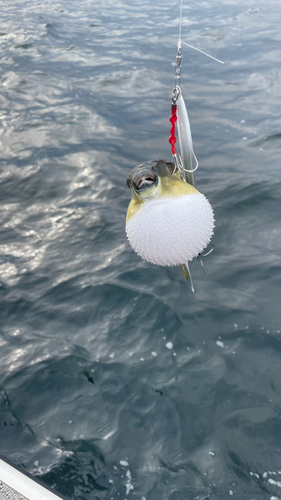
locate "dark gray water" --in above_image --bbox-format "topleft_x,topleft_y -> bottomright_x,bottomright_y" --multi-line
0,0 -> 281,499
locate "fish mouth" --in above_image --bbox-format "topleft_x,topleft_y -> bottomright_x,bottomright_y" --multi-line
127,163 -> 158,193
127,160 -> 174,193
133,172 -> 158,193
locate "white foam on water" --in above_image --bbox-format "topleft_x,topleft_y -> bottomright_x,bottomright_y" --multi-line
216,341 -> 224,348
268,478 -> 281,488
125,469 -> 134,495
120,460 -> 129,467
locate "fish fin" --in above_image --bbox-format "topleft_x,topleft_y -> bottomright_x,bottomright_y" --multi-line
181,262 -> 195,292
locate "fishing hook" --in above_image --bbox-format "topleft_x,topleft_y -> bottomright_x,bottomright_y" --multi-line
178,151 -> 199,175
200,242 -> 214,257
197,244 -> 214,275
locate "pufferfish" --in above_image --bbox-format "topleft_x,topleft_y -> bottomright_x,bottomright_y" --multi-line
125,159 -> 214,287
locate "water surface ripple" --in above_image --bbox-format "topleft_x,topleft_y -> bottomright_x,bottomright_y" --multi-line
0,0 -> 281,499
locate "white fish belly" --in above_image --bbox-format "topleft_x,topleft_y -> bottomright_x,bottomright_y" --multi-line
126,193 -> 214,266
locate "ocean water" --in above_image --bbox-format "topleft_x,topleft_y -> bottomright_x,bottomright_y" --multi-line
0,0 -> 281,499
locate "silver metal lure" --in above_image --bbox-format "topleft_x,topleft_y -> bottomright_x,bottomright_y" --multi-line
177,92 -> 198,187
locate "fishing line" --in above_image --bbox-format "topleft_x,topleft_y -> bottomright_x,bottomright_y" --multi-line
177,0 -> 224,64
181,41 -> 224,64
178,0 -> 183,47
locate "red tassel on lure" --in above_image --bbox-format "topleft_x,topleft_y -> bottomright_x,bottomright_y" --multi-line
169,104 -> 177,155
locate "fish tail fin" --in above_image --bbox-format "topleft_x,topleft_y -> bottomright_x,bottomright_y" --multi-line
182,262 -> 195,292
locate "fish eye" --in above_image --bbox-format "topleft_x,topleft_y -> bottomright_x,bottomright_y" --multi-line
133,174 -> 157,192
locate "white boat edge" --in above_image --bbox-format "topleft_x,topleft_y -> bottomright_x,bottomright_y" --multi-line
0,457 -> 67,500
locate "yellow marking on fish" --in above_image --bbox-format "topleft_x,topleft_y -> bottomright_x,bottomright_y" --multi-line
160,176 -> 198,197
126,174 -> 199,223
126,198 -> 143,223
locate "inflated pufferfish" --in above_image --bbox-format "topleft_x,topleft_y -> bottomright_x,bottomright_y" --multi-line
126,159 -> 214,282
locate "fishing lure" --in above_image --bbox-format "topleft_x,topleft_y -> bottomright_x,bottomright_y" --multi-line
125,6 -> 218,292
